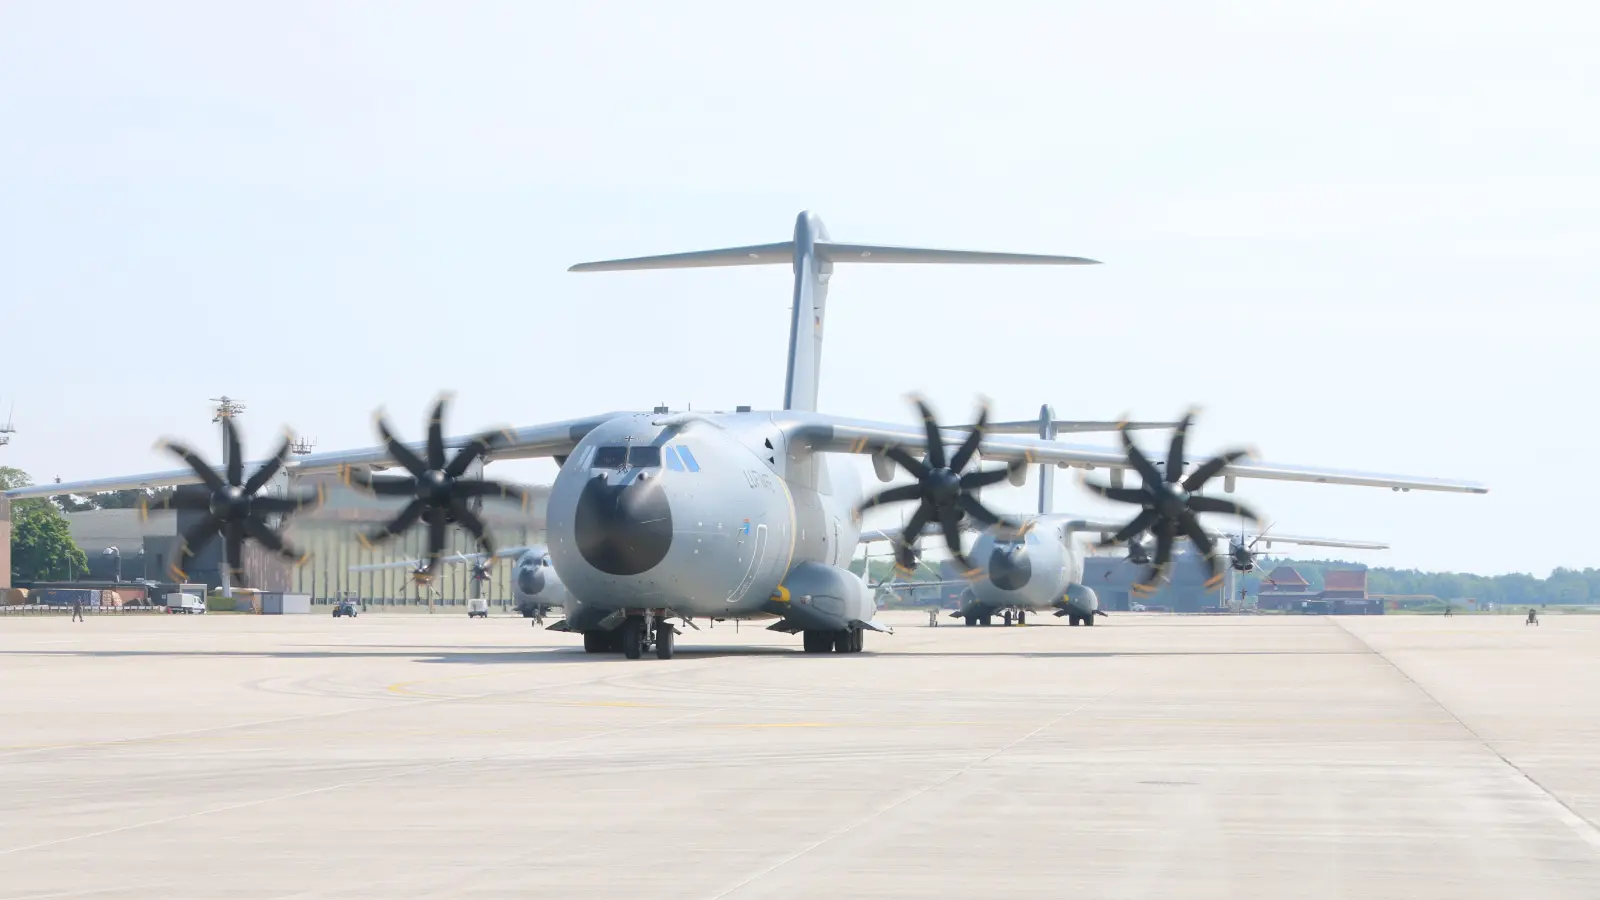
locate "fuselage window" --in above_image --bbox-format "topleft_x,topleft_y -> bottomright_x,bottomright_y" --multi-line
664,446 -> 685,471
677,445 -> 701,472
628,446 -> 662,468
593,446 -> 627,468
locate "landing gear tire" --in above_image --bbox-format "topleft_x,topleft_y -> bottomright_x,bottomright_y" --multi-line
981,614 -> 993,627
802,631 -> 830,654
1017,611 -> 1027,626
621,619 -> 644,659
1068,614 -> 1082,627
833,630 -> 852,653
1002,611 -> 1013,626
583,631 -> 608,654
655,622 -> 675,660
1083,612 -> 1096,627
964,616 -> 976,627
851,628 -> 865,653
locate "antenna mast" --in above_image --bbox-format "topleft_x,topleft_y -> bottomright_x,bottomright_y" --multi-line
210,396 -> 246,423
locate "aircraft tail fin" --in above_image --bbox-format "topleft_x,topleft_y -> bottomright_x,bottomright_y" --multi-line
569,213 -> 1099,412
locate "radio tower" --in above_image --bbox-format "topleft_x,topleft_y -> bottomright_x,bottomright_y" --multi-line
208,396 -> 245,599
210,396 -> 246,423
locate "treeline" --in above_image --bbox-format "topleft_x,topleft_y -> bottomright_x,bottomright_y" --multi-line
49,487 -> 174,512
1243,559 -> 1596,606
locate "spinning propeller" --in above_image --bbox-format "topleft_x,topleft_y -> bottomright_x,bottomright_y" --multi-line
1228,523 -> 1275,573
143,418 -> 324,582
1081,410 -> 1259,592
344,395 -> 531,577
856,399 -> 1023,571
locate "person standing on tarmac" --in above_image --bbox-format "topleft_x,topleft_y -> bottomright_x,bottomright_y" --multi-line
928,606 -> 939,628
71,597 -> 84,622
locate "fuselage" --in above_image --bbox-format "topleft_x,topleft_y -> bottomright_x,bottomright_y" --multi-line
545,412 -> 864,628
510,548 -> 569,614
961,514 -> 1097,617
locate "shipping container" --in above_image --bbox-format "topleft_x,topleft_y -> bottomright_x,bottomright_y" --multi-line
260,593 -> 311,615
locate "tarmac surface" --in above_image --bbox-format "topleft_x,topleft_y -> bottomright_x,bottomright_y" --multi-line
2,609 -> 1599,899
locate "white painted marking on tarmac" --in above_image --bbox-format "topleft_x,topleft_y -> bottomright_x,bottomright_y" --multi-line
707,685 -> 1122,899
1334,618 -> 1600,853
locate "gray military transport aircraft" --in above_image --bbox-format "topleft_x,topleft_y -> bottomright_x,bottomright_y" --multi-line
4,212 -> 1488,659
350,546 -> 569,620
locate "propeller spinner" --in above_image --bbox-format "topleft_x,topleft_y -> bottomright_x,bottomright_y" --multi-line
1082,410 -> 1259,592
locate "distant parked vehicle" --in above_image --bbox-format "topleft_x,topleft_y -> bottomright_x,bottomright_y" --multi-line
467,598 -> 489,619
165,592 -> 206,614
332,600 -> 359,618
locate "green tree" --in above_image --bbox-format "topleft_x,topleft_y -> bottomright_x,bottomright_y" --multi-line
92,488 -> 172,510
51,494 -> 96,512
4,467 -> 90,581
12,506 -> 89,581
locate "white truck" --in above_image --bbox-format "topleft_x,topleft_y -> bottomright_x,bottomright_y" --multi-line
166,592 -> 207,614
467,597 -> 489,619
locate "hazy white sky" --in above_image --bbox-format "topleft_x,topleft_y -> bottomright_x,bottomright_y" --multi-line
2,2 -> 1594,575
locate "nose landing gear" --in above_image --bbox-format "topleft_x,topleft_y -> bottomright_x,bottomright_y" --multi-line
593,611 -> 681,660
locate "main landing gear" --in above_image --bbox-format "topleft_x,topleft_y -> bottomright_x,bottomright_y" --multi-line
802,628 -> 863,654
584,612 -> 680,660
964,609 -> 1027,627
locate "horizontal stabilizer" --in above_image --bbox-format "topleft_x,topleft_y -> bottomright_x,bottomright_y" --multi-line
853,619 -> 894,634
568,242 -> 794,271
570,242 -> 1098,272
544,619 -> 573,632
817,243 -> 1098,267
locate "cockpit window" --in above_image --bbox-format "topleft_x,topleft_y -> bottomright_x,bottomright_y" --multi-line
677,445 -> 701,472
628,446 -> 662,468
664,447 -> 685,471
592,446 -> 627,468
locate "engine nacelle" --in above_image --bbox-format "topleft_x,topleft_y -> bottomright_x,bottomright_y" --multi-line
872,451 -> 897,484
1007,463 -> 1028,488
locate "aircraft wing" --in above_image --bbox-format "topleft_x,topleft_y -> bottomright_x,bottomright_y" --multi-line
874,579 -> 969,592
787,413 -> 1487,494
1237,533 -> 1388,551
1050,516 -> 1390,551
2,413 -> 634,500
347,546 -> 543,573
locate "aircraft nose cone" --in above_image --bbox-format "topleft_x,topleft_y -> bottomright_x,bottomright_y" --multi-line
573,473 -> 673,576
516,564 -> 546,596
988,544 -> 1032,591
